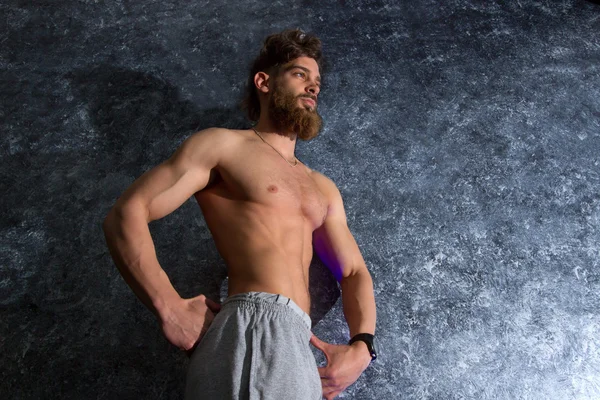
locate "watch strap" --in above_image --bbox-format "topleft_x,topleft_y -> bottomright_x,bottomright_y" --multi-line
348,333 -> 377,361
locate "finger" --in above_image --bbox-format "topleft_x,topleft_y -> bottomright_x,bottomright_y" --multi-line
325,391 -> 340,400
311,335 -> 333,366
318,369 -> 343,390
185,341 -> 199,358
317,366 -> 333,380
310,334 -> 330,353
324,387 -> 342,399
204,297 -> 222,313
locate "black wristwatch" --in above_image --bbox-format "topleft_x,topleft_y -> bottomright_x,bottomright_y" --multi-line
348,333 -> 377,362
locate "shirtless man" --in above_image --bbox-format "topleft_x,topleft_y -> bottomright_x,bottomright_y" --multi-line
103,29 -> 376,400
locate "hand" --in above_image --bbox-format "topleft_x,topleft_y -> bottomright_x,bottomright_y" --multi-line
310,334 -> 372,400
159,294 -> 221,356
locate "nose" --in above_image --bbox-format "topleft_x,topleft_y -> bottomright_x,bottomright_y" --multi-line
307,81 -> 320,97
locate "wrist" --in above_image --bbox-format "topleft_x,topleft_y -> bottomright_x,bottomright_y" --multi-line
348,333 -> 377,363
154,292 -> 184,322
350,340 -> 373,365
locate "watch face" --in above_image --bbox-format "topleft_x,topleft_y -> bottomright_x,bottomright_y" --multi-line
370,338 -> 378,361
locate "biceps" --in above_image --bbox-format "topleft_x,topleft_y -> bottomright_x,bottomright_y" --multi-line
116,159 -> 209,222
313,220 -> 365,281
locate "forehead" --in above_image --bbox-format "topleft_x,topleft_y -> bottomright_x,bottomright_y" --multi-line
283,56 -> 320,78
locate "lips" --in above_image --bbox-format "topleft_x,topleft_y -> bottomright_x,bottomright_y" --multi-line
301,97 -> 316,107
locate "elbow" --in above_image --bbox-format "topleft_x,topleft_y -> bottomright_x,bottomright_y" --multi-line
102,202 -> 130,233
102,206 -> 120,238
103,200 -> 148,234
340,263 -> 370,282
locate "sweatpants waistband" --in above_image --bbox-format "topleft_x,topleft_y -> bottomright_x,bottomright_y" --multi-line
222,291 -> 311,330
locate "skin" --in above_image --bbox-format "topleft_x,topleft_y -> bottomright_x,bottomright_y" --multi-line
103,56 -> 376,399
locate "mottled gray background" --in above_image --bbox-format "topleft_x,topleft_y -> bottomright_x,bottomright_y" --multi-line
2,0 -> 600,399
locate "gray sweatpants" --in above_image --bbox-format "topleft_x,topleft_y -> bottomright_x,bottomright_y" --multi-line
185,292 -> 322,400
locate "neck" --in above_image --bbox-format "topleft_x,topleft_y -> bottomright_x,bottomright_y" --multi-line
253,116 -> 298,158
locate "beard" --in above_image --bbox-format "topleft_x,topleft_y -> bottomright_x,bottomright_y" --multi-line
268,81 -> 323,141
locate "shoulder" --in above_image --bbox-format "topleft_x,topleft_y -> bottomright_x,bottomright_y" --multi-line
310,169 -> 343,202
183,127 -> 241,145
163,128 -> 247,171
177,127 -> 248,157
309,170 -> 347,221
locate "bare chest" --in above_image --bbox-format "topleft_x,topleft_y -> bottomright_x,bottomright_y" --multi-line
208,144 -> 329,229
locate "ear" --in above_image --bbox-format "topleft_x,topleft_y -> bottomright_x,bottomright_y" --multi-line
254,71 -> 271,94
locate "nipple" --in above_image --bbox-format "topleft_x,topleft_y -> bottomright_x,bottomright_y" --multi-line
267,185 -> 278,193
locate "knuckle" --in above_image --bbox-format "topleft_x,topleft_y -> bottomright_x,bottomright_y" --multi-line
185,340 -> 196,350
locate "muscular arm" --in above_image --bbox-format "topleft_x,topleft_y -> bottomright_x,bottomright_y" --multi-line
310,173 -> 376,399
103,128 -> 226,318
312,174 -> 376,338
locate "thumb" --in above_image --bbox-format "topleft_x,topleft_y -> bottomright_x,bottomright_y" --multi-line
310,334 -> 330,358
204,297 -> 222,313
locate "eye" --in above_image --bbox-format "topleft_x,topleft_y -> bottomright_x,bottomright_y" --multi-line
294,71 -> 306,79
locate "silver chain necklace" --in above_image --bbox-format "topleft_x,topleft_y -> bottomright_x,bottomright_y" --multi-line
251,127 -> 298,167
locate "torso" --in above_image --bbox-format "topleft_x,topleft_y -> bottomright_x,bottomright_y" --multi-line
193,129 -> 329,314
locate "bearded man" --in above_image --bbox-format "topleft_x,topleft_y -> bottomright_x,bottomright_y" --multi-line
103,29 -> 377,400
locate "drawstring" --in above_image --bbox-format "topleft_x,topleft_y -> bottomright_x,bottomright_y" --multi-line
275,294 -> 290,305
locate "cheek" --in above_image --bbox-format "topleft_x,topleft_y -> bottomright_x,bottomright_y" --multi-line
279,79 -> 301,94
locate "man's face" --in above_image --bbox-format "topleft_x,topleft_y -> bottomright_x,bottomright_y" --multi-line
268,56 -> 323,140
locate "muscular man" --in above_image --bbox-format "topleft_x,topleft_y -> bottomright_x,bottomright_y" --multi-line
103,29 -> 376,400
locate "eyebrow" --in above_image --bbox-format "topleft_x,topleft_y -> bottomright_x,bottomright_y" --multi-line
286,64 -> 321,84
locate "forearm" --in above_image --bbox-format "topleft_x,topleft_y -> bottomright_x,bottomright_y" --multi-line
103,206 -> 181,319
340,267 -> 376,337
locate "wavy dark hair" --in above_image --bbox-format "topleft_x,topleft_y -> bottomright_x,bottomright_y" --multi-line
241,29 -> 323,121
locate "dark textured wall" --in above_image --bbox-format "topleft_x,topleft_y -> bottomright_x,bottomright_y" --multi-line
2,0 -> 600,399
